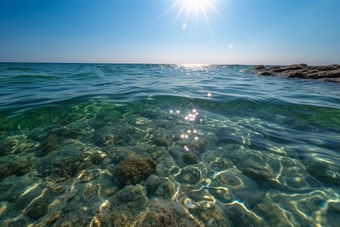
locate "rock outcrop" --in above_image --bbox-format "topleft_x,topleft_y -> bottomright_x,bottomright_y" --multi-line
253,63 -> 340,82
114,154 -> 157,185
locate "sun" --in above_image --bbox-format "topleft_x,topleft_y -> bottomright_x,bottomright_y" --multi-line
183,0 -> 210,9
160,0 -> 224,32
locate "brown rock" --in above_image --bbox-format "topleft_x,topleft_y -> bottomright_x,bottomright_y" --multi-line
39,134 -> 58,156
253,65 -> 265,70
254,63 -> 340,82
114,155 -> 157,185
182,152 -> 199,165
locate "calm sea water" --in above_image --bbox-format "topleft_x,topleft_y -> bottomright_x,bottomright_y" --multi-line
1,63 -> 340,227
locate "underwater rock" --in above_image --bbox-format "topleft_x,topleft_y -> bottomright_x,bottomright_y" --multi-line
169,145 -> 186,168
182,152 -> 199,165
216,171 -> 264,207
96,110 -> 123,123
144,174 -> 161,194
154,137 -> 168,147
225,203 -> 267,227
135,200 -> 203,227
174,167 -> 202,185
155,119 -> 173,129
81,182 -> 96,201
114,155 -> 157,185
172,133 -> 181,141
208,187 -> 234,204
0,155 -> 32,181
111,184 -> 148,225
0,138 -> 18,156
210,158 -> 234,171
23,189 -> 50,220
175,137 -> 209,153
304,157 -> 340,185
106,147 -> 135,164
0,135 -> 37,156
14,184 -> 45,210
88,118 -> 106,129
240,158 -> 277,184
89,150 -> 106,165
39,144 -> 92,179
38,134 -> 58,156
93,125 -> 144,147
2,218 -> 30,227
93,133 -> 115,147
137,143 -> 167,162
27,124 -> 60,141
32,210 -> 62,227
187,200 -> 231,227
0,175 -> 42,207
140,110 -> 158,119
217,172 -> 259,190
215,128 -> 242,144
52,121 -> 93,139
153,177 -> 176,199
144,174 -> 176,199
254,196 -> 293,227
78,169 -> 100,183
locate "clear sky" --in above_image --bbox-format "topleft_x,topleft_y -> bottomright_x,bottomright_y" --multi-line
1,0 -> 340,65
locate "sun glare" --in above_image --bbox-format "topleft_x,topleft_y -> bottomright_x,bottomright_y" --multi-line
160,0 -> 224,32
184,0 -> 210,9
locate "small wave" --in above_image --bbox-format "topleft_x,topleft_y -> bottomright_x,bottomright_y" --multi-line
14,75 -> 58,80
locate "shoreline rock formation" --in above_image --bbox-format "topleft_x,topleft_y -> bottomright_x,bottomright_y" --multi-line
253,63 -> 340,82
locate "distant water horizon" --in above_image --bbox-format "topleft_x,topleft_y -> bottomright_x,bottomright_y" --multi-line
1,63 -> 340,226
1,61 -> 338,66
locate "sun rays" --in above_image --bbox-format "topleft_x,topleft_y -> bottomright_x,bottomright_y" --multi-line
160,0 -> 224,33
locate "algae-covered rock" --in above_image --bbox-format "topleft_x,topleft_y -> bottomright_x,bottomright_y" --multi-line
38,144 -> 92,179
93,125 -> 144,147
0,135 -> 37,156
154,137 -> 168,147
153,177 -> 175,199
23,189 -> 50,220
112,184 -> 148,207
144,174 -> 161,194
114,155 -> 157,185
110,184 -> 149,226
182,152 -> 199,165
174,167 -> 202,185
169,145 -> 186,168
52,121 -> 93,139
38,134 -> 58,156
135,200 -> 203,227
0,155 -> 32,181
140,110 -> 158,119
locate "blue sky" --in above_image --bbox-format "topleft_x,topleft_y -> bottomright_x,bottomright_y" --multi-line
1,0 -> 339,65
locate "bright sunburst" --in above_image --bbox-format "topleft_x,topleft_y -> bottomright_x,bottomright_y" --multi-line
160,0 -> 224,32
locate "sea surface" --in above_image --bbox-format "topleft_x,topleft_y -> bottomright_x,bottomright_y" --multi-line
1,63 -> 340,227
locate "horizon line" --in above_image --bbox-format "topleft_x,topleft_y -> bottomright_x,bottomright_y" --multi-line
1,61 -> 336,66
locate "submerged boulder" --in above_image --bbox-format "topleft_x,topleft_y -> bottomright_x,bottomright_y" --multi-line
182,152 -> 199,165
114,155 -> 157,185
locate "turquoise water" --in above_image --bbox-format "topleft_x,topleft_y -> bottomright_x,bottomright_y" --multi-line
1,63 -> 340,226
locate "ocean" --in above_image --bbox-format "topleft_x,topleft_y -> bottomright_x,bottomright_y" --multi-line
0,63 -> 340,226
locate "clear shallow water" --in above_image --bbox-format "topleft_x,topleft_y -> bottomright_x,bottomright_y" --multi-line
1,63 -> 340,226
